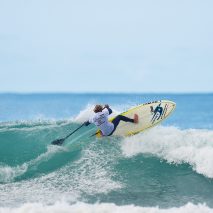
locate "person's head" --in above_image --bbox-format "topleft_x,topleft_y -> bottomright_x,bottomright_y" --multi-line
93,104 -> 103,113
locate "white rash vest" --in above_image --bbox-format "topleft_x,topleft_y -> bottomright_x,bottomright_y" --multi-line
89,108 -> 114,136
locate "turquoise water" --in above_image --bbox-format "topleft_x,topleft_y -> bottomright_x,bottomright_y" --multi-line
0,93 -> 213,212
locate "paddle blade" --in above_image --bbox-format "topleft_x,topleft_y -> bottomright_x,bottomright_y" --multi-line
51,138 -> 65,145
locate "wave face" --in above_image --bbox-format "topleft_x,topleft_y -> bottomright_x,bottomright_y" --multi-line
0,94 -> 213,211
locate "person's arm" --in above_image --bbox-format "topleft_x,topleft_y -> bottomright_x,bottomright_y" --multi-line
84,115 -> 95,126
104,104 -> 112,115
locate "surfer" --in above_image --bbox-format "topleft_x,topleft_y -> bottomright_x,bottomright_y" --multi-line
84,104 -> 138,136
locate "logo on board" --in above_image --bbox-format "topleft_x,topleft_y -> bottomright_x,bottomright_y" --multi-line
150,103 -> 168,124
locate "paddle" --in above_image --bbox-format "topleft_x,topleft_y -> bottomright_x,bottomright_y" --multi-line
51,123 -> 85,145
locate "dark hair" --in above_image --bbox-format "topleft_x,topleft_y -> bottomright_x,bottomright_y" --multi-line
94,105 -> 103,113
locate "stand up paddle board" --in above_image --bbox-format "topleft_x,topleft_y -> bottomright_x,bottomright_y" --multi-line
96,100 -> 176,137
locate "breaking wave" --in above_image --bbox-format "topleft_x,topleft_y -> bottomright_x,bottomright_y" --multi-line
122,126 -> 213,178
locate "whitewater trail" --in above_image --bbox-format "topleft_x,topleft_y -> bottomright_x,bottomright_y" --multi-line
121,126 -> 213,178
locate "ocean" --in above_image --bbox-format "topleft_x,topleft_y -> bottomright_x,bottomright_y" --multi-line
0,93 -> 213,213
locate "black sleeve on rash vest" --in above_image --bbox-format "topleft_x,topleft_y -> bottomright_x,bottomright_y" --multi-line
107,107 -> 113,115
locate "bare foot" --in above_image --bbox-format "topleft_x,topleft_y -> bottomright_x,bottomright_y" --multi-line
134,114 -> 139,124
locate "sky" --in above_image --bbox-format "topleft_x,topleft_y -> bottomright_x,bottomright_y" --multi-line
0,0 -> 213,93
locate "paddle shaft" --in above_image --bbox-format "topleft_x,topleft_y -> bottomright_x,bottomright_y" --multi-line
51,123 -> 85,145
64,123 -> 85,140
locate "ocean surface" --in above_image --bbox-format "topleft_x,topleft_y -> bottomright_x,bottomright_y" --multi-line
0,93 -> 213,213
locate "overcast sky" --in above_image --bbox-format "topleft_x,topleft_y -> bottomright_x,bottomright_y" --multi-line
0,0 -> 212,93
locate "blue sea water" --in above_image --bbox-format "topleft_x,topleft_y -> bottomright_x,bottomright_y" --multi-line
0,93 -> 213,213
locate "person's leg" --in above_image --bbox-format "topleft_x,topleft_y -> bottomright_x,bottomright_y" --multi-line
109,115 -> 137,136
114,115 -> 134,125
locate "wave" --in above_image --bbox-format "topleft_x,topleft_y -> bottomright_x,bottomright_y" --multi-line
121,126 -> 213,178
1,118 -> 213,182
0,202 -> 212,213
1,122 -> 213,207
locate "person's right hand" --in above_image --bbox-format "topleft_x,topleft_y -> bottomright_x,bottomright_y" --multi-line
84,121 -> 90,126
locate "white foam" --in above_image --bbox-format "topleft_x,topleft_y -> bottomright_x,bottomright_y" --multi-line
0,202 -> 212,213
0,164 -> 28,183
72,104 -> 95,123
68,141 -> 122,194
121,126 -> 213,178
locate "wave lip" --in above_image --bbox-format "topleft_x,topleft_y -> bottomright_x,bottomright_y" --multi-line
121,126 -> 213,178
0,202 -> 212,213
